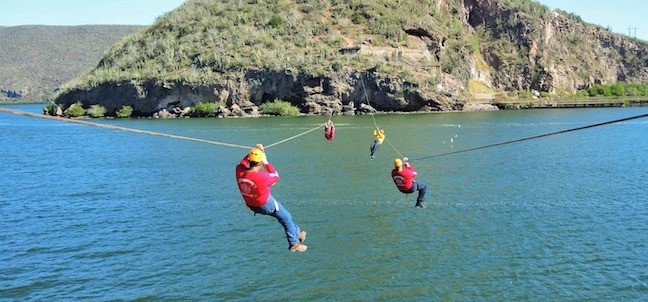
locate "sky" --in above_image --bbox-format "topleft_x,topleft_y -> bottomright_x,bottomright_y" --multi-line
0,0 -> 187,26
538,0 -> 646,41
0,0 -> 645,41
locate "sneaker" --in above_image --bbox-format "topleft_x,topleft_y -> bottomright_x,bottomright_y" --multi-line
370,155 -> 375,159
415,202 -> 426,208
298,231 -> 307,242
290,242 -> 307,252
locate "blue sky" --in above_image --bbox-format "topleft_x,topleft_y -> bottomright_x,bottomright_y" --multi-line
0,0 -> 186,26
0,0 -> 645,41
539,0 -> 646,40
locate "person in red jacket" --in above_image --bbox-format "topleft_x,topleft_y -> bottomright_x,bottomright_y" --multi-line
235,144 -> 307,252
324,120 -> 335,141
391,157 -> 427,208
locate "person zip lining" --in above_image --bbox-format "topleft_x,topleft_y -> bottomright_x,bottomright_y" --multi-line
235,144 -> 308,252
391,157 -> 427,208
324,120 -> 335,141
369,127 -> 385,158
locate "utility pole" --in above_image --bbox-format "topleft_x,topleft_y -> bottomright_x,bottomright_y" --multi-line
627,26 -> 638,38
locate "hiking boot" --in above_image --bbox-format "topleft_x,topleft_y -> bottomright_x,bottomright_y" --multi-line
290,242 -> 307,252
298,231 -> 307,242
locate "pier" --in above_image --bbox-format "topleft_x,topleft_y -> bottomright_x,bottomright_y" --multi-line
491,97 -> 648,109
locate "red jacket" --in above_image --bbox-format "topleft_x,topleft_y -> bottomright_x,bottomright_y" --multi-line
325,125 -> 335,140
391,163 -> 417,192
235,156 -> 279,207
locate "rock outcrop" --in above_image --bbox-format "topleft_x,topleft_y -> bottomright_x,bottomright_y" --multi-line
56,69 -> 462,117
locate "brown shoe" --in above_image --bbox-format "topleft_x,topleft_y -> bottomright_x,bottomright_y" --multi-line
298,231 -> 307,242
290,242 -> 307,252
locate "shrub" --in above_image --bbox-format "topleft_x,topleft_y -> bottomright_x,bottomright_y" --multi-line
268,15 -> 282,28
575,90 -> 589,98
518,91 -> 533,99
64,102 -> 85,117
87,104 -> 107,118
625,85 -> 640,96
116,105 -> 133,118
588,85 -> 608,97
610,84 -> 626,97
259,100 -> 300,116
43,104 -> 59,116
190,102 -> 217,117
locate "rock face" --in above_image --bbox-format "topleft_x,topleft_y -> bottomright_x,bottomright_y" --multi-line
56,69 -> 463,117
52,0 -> 648,117
462,0 -> 647,92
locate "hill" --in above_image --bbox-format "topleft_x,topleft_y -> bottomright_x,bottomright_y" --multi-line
0,25 -> 143,102
53,0 -> 648,116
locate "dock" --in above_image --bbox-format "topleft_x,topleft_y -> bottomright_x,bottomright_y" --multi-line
491,97 -> 648,109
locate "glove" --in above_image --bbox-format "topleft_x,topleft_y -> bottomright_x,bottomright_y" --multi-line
403,157 -> 409,162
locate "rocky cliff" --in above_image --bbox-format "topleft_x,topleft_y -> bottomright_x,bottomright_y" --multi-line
53,0 -> 648,117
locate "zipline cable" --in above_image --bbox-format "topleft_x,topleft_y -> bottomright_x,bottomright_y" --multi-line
0,107 -> 252,149
264,123 -> 326,149
360,75 -> 380,129
413,113 -> 648,160
360,75 -> 404,158
0,107 -> 321,150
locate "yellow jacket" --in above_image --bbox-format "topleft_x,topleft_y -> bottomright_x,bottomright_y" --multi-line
373,129 -> 385,143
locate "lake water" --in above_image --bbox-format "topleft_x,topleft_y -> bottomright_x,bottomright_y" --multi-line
1,104 -> 647,301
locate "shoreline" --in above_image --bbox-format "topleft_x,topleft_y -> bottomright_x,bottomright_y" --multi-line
2,97 -> 647,119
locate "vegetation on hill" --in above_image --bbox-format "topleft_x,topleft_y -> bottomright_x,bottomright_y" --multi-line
52,0 -> 647,116
0,25 -> 142,102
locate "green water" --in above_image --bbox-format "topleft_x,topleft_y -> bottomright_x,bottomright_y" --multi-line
1,105 -> 647,300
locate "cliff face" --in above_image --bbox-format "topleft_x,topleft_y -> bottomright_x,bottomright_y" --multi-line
463,0 -> 647,93
57,69 -> 463,117
53,0 -> 648,117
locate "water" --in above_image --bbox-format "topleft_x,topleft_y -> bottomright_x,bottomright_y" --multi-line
1,104 -> 647,301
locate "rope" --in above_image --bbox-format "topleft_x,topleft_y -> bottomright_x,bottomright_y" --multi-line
327,106 -> 334,123
264,123 -> 325,149
385,139 -> 404,158
1,107 -> 330,151
414,113 -> 648,160
360,75 -> 404,157
0,107 -> 251,149
360,77 -> 379,129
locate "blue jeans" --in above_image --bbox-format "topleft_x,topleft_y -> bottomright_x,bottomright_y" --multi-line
248,195 -> 300,248
370,140 -> 382,156
404,181 -> 427,205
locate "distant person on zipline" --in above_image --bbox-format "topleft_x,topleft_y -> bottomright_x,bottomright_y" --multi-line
324,120 -> 335,141
391,157 -> 427,208
369,127 -> 385,158
235,144 -> 307,252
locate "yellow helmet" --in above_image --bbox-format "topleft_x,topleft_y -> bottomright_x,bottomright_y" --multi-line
248,147 -> 264,162
394,158 -> 403,168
